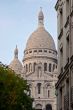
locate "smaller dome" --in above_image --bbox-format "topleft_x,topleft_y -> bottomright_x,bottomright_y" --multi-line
9,46 -> 23,75
9,58 -> 23,75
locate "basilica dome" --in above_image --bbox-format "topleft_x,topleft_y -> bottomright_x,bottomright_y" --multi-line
25,8 -> 56,51
26,27 -> 56,50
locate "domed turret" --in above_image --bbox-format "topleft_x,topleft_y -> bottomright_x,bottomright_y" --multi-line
9,46 -> 23,75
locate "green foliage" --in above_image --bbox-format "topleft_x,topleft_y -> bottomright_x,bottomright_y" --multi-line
0,65 -> 34,110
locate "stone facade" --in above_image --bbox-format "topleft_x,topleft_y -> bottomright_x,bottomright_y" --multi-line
55,0 -> 73,110
9,9 -> 58,110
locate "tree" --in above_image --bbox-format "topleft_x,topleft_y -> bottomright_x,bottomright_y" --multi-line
0,64 -> 34,110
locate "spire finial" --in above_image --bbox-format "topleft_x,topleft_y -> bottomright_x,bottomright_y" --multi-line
40,7 -> 42,10
38,7 -> 44,27
14,45 -> 18,59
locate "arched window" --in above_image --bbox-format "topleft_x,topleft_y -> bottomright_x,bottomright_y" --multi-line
35,104 -> 42,110
26,64 -> 28,73
53,64 -> 55,71
34,62 -> 36,72
49,63 -> 51,72
44,63 -> 47,71
48,90 -> 50,97
46,104 -> 52,110
56,65 -> 57,69
29,63 -> 32,72
37,83 -> 41,94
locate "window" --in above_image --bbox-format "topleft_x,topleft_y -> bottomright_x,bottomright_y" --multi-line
49,51 -> 51,53
60,8 -> 63,30
26,64 -> 28,72
39,50 -> 42,52
53,64 -> 55,71
34,62 -> 36,72
66,35 -> 69,62
44,63 -> 47,71
29,51 -> 32,53
24,66 -> 25,68
46,104 -> 52,110
44,50 -> 47,52
49,63 -> 51,72
60,44 -> 63,70
66,0 -> 69,18
66,78 -> 69,93
48,90 -> 50,97
34,50 -> 37,52
71,0 -> 73,10
37,83 -> 41,94
60,87 -> 62,107
29,63 -> 32,72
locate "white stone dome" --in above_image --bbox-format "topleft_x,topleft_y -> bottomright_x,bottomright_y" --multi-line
9,46 -> 23,75
25,8 -> 56,51
26,27 -> 56,50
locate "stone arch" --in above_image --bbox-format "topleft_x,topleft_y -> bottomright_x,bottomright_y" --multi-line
35,104 -> 42,110
46,104 -> 52,110
44,82 -> 50,88
44,83 -> 51,98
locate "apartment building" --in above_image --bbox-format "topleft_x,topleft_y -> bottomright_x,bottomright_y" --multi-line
55,0 -> 73,110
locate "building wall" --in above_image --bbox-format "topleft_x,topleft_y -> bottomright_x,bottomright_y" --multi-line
55,0 -> 73,110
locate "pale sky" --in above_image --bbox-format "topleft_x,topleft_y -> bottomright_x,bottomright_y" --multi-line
0,0 -> 57,65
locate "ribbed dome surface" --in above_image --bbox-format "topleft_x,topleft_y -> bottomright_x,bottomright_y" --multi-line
26,27 -> 56,50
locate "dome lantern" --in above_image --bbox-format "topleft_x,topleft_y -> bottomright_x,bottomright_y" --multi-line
38,7 -> 44,27
14,45 -> 18,59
